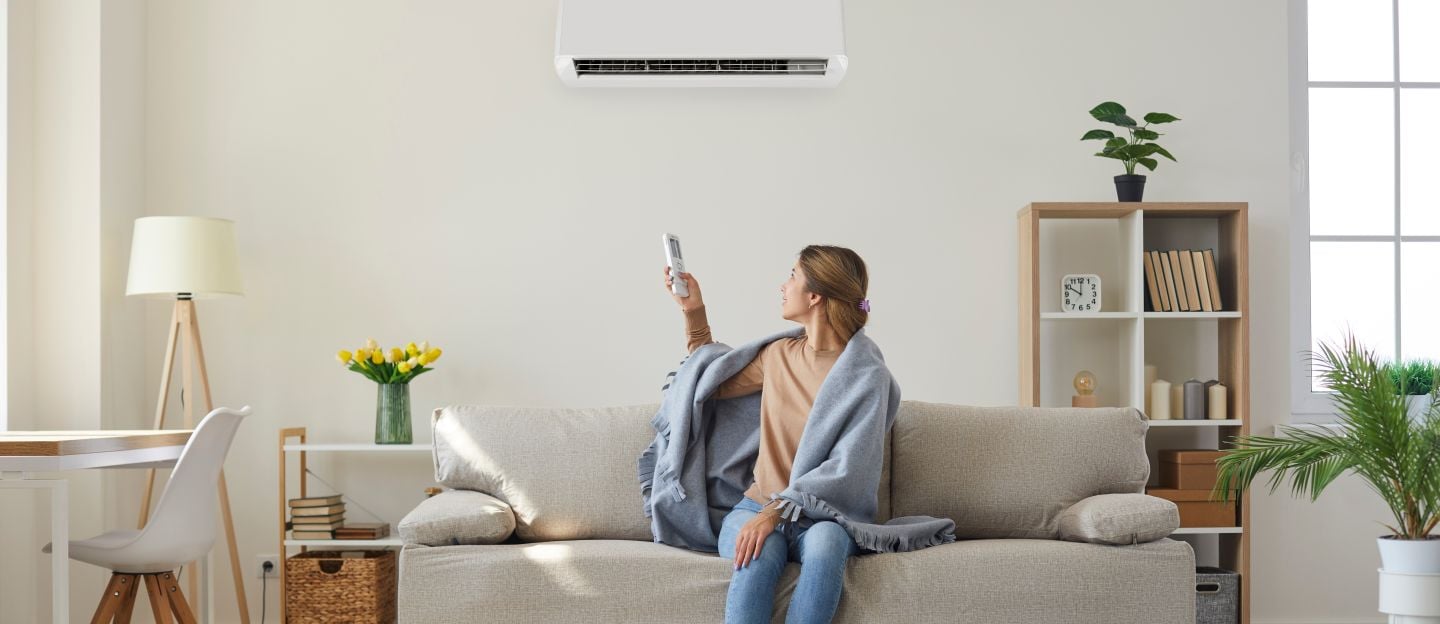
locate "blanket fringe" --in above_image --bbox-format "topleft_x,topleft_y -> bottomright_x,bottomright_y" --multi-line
640,393 -> 686,512
637,447 -> 656,518
636,457 -> 684,511
772,490 -> 956,554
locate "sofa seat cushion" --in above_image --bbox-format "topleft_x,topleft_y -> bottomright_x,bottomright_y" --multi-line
399,537 -> 1193,623
835,538 -> 1194,623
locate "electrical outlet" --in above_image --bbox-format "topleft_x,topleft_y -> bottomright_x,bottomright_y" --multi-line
256,554 -> 280,579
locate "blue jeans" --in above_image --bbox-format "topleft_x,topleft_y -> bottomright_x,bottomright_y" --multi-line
717,496 -> 861,624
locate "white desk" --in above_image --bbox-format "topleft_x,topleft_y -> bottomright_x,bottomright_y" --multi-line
0,430 -> 191,624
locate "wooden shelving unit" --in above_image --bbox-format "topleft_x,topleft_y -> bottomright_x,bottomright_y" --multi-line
277,428 -> 430,623
1018,202 -> 1250,624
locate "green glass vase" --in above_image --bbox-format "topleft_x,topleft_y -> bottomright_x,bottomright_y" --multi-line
375,383 -> 412,444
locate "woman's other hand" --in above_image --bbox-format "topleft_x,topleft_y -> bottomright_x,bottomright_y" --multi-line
662,265 -> 704,312
732,510 -> 780,570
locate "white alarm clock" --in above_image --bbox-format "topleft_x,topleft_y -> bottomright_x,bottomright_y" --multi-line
1061,274 -> 1102,312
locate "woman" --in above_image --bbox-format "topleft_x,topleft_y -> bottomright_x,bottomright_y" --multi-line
661,244 -> 872,624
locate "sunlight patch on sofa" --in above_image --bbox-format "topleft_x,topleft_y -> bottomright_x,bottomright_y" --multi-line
520,543 -> 601,596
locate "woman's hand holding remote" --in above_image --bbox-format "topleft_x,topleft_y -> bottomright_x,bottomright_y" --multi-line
662,265 -> 704,312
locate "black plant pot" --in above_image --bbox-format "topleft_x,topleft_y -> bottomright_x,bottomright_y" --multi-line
1114,174 -> 1147,202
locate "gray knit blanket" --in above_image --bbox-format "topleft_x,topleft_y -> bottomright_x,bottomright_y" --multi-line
637,325 -> 956,554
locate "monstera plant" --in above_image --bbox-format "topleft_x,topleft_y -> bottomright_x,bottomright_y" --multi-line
1081,101 -> 1180,202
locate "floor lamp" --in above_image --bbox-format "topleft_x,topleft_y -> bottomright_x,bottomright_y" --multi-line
126,216 -> 250,623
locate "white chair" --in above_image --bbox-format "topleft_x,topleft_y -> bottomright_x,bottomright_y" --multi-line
44,405 -> 250,624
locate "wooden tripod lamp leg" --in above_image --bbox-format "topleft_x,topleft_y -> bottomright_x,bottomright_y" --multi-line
136,299 -> 251,624
177,303 -> 200,602
186,303 -> 252,624
138,301 -> 183,528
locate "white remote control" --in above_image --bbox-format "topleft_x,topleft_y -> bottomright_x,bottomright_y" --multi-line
662,233 -> 688,297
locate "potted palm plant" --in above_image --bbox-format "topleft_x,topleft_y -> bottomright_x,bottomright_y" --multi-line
1081,101 -> 1180,202
1212,333 -> 1440,574
1390,358 -> 1440,421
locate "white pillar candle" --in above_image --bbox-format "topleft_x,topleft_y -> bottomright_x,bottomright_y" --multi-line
1208,383 -> 1228,420
1149,379 -> 1172,420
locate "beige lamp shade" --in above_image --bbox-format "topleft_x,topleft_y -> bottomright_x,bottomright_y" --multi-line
126,216 -> 244,298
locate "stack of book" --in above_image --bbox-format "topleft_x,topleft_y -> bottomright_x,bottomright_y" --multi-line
1142,249 -> 1224,312
288,495 -> 345,540
335,522 -> 391,540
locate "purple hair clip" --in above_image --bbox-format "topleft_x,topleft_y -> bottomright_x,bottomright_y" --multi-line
858,298 -> 871,313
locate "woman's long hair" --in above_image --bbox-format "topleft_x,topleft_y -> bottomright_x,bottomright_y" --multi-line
797,245 -> 869,343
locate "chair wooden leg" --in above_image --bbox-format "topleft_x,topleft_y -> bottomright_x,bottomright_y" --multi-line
143,574 -> 174,624
88,573 -> 128,624
113,574 -> 141,624
156,570 -> 199,624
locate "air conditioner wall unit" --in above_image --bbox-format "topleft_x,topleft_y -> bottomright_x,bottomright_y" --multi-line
554,0 -> 848,87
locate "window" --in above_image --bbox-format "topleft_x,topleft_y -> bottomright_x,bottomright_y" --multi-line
1291,0 -> 1440,420
0,4 -> 7,432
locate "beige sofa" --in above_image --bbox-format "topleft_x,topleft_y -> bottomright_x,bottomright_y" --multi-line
397,401 -> 1195,623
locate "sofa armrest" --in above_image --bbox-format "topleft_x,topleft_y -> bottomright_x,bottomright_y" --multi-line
1057,493 -> 1179,545
398,489 -> 516,546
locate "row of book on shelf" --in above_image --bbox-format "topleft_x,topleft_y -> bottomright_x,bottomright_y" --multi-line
1143,249 -> 1224,312
288,494 -> 390,541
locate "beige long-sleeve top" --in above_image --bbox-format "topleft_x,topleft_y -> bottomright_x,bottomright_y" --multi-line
683,306 -> 841,509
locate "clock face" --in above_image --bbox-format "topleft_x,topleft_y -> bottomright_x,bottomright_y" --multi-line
1061,274 -> 1102,312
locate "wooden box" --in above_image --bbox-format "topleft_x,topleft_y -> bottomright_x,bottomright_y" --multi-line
1146,487 -> 1237,527
1159,449 -> 1227,490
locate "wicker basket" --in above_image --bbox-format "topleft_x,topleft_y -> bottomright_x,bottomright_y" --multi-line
285,550 -> 397,623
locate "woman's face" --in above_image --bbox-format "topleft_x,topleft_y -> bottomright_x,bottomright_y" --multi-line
780,263 -> 816,321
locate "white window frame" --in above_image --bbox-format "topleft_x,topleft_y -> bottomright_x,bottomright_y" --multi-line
0,2 -> 7,432
1289,0 -> 1440,422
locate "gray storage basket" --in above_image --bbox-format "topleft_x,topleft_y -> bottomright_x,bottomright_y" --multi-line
1195,566 -> 1239,624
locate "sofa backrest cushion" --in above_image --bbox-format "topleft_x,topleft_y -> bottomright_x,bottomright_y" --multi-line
888,401 -> 1149,540
432,403 -> 893,542
433,404 -> 657,542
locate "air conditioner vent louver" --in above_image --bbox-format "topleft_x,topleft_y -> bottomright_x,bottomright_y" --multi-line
556,0 -> 846,87
573,58 -> 828,76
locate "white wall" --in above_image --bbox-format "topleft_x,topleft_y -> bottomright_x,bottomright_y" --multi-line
4,0 -> 1397,622
9,1 -> 109,620
1,1 -> 148,620
0,0 -> 35,618
98,0 -> 151,609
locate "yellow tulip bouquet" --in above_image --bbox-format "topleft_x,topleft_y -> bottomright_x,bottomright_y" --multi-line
337,338 -> 443,443
337,338 -> 443,384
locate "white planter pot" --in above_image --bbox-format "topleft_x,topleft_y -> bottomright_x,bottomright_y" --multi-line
1406,395 -> 1432,421
1379,535 -> 1440,574
1377,568 -> 1440,620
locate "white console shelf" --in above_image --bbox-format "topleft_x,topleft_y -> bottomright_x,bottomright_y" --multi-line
1172,527 -> 1245,535
277,428 -> 433,623
1148,419 -> 1244,427
283,442 -> 430,452
283,538 -> 406,547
